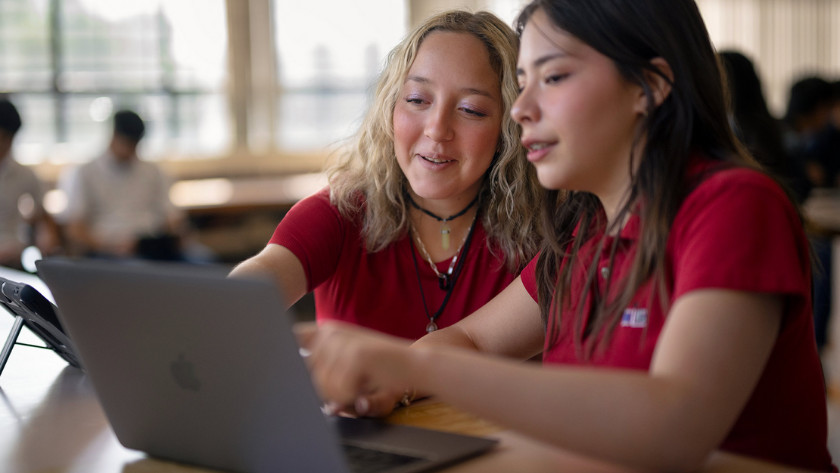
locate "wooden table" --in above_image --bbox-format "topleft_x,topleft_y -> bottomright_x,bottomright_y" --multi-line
804,188 -> 840,235
170,173 -> 327,216
0,267 -> 823,473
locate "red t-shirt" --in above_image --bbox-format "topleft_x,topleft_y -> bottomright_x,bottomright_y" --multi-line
270,188 -> 518,340
521,161 -> 833,470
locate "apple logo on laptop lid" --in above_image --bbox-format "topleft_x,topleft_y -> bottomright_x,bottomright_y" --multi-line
170,353 -> 201,391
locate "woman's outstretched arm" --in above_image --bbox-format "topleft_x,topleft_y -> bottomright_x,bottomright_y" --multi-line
298,289 -> 781,472
229,244 -> 308,309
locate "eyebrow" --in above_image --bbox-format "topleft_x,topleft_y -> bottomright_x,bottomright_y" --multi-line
516,52 -> 567,77
405,75 -> 496,99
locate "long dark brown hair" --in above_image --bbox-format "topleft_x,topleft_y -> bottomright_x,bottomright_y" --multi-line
516,0 -> 769,356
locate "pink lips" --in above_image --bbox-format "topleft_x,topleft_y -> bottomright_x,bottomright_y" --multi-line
523,142 -> 554,162
417,153 -> 455,167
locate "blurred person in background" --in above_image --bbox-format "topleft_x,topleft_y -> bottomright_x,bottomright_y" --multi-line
719,50 -> 810,203
830,80 -> 840,130
0,97 -> 61,269
58,109 -> 190,262
815,79 -> 840,187
782,76 -> 840,351
785,76 -> 840,349
783,76 -> 837,189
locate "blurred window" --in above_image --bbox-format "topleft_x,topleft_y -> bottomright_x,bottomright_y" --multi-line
0,0 -> 229,164
273,0 -> 406,150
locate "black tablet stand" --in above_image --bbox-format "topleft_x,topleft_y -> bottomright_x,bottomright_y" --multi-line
0,277 -> 82,378
0,314 -> 25,376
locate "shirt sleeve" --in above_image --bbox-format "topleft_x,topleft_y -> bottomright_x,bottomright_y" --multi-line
670,168 -> 810,302
520,253 -> 540,302
269,187 -> 346,292
56,165 -> 87,223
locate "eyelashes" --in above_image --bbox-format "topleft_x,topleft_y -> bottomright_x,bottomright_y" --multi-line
517,72 -> 570,94
403,97 -> 490,118
461,107 -> 488,117
544,73 -> 569,84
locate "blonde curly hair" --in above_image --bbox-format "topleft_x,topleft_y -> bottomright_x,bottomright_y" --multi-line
327,10 -> 542,271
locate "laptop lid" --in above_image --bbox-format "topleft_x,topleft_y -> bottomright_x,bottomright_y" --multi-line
36,258 -> 496,473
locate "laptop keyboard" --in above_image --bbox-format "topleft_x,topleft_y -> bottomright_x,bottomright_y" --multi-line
342,443 -> 424,473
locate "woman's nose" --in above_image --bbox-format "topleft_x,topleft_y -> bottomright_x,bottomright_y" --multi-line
424,106 -> 454,142
511,86 -> 539,124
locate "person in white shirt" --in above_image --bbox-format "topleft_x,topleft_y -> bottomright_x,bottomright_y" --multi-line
59,110 -> 186,260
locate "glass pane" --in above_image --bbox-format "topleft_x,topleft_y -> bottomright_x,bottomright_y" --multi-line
140,93 -> 230,158
274,0 -> 407,150
1,0 -> 230,163
162,1 -> 228,90
0,0 -> 52,90
12,94 -> 58,165
277,90 -> 368,151
60,0 -> 227,92
46,93 -> 231,163
62,95 -> 111,162
59,1 -> 162,91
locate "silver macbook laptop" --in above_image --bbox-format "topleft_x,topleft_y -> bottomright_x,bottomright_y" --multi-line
36,258 -> 497,473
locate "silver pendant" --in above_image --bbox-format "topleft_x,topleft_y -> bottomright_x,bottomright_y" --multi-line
441,223 -> 451,251
426,321 -> 438,333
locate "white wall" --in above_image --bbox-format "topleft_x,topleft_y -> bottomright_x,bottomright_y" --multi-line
697,0 -> 840,116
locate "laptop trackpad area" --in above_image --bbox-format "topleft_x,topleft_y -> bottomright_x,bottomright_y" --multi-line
333,417 -> 498,473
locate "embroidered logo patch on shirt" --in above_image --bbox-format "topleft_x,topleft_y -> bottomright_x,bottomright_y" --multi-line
620,308 -> 648,328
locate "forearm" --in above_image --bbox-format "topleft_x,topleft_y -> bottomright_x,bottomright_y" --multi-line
229,245 -> 307,308
408,346 -> 714,472
229,256 -> 275,280
414,277 -> 544,359
300,324 -> 717,469
412,324 -> 480,351
398,280 -> 544,406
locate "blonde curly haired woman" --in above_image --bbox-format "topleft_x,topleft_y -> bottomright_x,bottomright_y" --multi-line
232,11 -> 541,342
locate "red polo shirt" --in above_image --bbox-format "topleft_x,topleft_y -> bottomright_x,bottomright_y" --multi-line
521,159 -> 833,470
270,188 -> 519,340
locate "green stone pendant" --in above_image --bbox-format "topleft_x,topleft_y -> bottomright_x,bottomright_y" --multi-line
441,223 -> 451,250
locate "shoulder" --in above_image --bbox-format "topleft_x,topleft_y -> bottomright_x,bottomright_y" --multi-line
328,187 -> 372,224
328,184 -> 367,209
689,157 -> 778,189
680,159 -> 795,222
287,187 -> 352,224
670,156 -> 806,260
76,156 -> 105,176
669,157 -> 811,303
271,186 -> 361,273
302,187 -> 340,209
